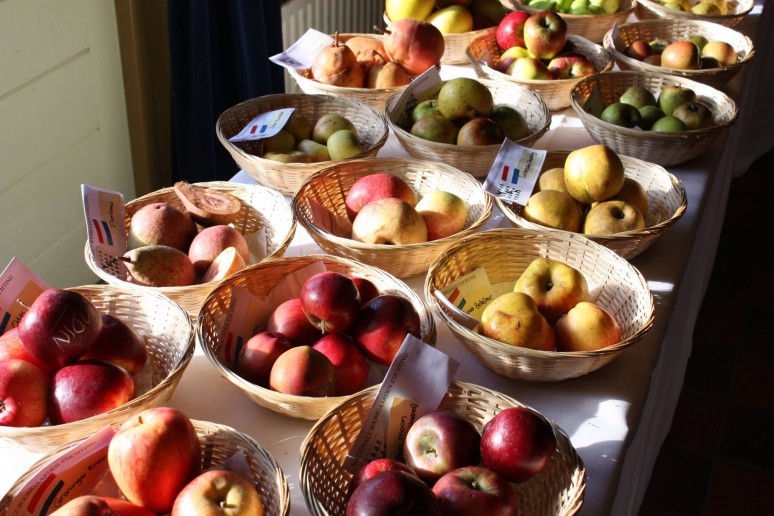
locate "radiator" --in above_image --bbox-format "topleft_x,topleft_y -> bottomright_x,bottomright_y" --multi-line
280,0 -> 385,93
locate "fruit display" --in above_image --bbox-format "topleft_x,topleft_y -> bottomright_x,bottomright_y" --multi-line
622,33 -> 739,69
634,0 -> 754,28
657,0 -> 730,15
521,0 -> 622,14
385,0 -> 507,34
261,112 -> 366,164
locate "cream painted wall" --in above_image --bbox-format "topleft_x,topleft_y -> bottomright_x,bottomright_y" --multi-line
0,0 -> 133,288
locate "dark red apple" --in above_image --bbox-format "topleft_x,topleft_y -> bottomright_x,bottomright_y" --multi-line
349,458 -> 418,496
344,173 -> 418,222
269,345 -> 336,397
402,411 -> 481,485
0,358 -> 49,427
350,294 -> 421,366
351,276 -> 380,306
0,327 -> 55,375
18,288 -> 103,369
265,297 -> 323,347
48,359 -> 136,425
79,314 -> 148,375
346,470 -> 441,516
51,495 -> 155,516
496,10 -> 530,51
625,40 -> 653,61
432,465 -> 518,516
313,333 -> 369,396
234,330 -> 293,387
480,407 -> 557,484
300,271 -> 361,334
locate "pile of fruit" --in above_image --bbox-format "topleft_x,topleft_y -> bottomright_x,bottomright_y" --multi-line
0,289 -> 148,427
599,83 -> 714,132
234,271 -> 422,397
50,407 -> 264,515
478,257 -> 622,352
521,0 -> 622,15
624,34 -> 738,69
121,182 -> 248,287
385,0 -> 507,34
262,112 -> 363,164
657,0 -> 730,15
345,173 -> 470,244
346,406 -> 556,514
493,10 -> 597,80
405,77 -> 530,146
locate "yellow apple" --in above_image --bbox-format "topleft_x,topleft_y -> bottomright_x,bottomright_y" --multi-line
523,190 -> 584,232
479,292 -> 556,351
415,190 -> 470,241
605,177 -> 648,219
513,257 -> 590,324
701,40 -> 738,67
351,197 -> 428,244
534,167 -> 569,195
426,5 -> 474,34
583,199 -> 645,235
385,0 -> 435,21
563,144 -> 625,205
555,301 -> 622,352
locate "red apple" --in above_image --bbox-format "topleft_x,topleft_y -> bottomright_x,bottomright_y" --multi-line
432,466 -> 518,516
18,288 -> 103,369
349,294 -> 421,366
313,333 -> 369,396
171,469 -> 264,516
344,173 -> 418,222
51,495 -> 155,516
624,40 -> 653,61
265,297 -> 323,347
0,327 -> 55,375
269,345 -> 336,397
108,406 -> 202,514
48,359 -> 136,424
660,40 -> 701,70
0,358 -> 49,427
349,458 -> 418,496
351,276 -> 380,306
402,411 -> 481,485
523,10 -> 568,60
547,53 -> 595,79
480,407 -> 557,484
79,314 -> 148,375
346,470 -> 441,516
234,331 -> 293,387
496,10 -> 530,51
300,271 -> 361,334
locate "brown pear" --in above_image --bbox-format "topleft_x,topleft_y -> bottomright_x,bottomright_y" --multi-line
121,245 -> 196,287
173,181 -> 242,227
367,61 -> 411,89
311,32 -> 365,88
383,19 -> 445,76
127,202 -> 198,252
345,35 -> 389,73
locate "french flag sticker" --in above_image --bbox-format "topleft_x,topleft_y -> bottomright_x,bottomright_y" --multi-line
224,332 -> 244,363
249,124 -> 268,135
27,472 -> 62,515
91,219 -> 114,246
500,164 -> 519,185
448,288 -> 466,311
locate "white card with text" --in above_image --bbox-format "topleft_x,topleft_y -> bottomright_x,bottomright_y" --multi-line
483,140 -> 547,206
269,28 -> 334,71
228,108 -> 296,142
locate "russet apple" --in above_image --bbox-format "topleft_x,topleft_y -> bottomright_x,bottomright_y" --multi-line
479,292 -> 555,351
513,257 -> 590,324
432,465 -> 518,516
351,197 -> 428,245
660,40 -> 701,70
269,345 -> 336,396
523,10 -> 568,60
349,458 -> 418,496
346,470 -> 441,515
415,190 -> 469,241
235,331 -> 294,387
79,314 -> 148,376
349,294 -> 422,366
108,406 -> 202,514
564,144 -> 625,204
48,359 -> 136,425
0,327 -> 54,375
480,407 -> 557,483
51,495 -> 155,516
583,200 -> 645,235
171,469 -> 264,516
496,10 -> 530,51
555,301 -> 622,351
523,190 -> 584,232
0,358 -> 49,427
312,333 -> 369,396
265,297 -> 324,347
402,411 -> 481,485
344,173 -> 418,222
18,288 -> 103,370
300,271 -> 361,334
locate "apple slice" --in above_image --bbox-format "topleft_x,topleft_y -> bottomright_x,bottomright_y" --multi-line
200,246 -> 247,284
173,181 -> 242,226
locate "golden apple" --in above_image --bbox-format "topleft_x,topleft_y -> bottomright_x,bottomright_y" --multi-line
555,301 -> 622,352
513,257 -> 590,324
564,145 -> 625,205
583,199 -> 645,235
523,190 -> 584,232
605,177 -> 648,220
415,190 -> 470,241
479,292 -> 555,351
351,197 -> 428,244
534,167 -> 569,195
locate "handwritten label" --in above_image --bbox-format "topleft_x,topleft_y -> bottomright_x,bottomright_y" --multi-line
0,258 -> 50,335
483,140 -> 547,206
269,28 -> 334,71
437,267 -> 495,323
228,108 -> 296,142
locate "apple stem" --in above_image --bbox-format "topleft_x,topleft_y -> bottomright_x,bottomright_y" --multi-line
373,25 -> 388,35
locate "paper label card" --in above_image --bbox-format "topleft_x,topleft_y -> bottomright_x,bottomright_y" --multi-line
390,66 -> 443,128
0,258 -> 50,336
81,185 -> 128,280
269,28 -> 334,71
483,140 -> 547,206
437,267 -> 495,323
228,108 -> 296,142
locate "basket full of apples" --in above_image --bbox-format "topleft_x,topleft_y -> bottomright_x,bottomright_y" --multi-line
466,9 -> 614,111
634,0 -> 755,28
0,285 -> 194,449
196,254 -> 436,420
603,18 -> 755,89
293,157 -> 493,278
0,407 -> 290,516
425,227 -> 655,381
299,381 -> 586,514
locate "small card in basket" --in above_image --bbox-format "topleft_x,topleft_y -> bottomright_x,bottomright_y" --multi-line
483,140 -> 547,206
0,258 -> 50,336
434,266 -> 495,326
227,108 -> 296,143
269,28 -> 334,71
389,66 -> 443,128
81,185 -> 128,280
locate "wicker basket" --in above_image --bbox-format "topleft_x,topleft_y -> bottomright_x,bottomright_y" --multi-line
570,70 -> 738,166
635,0 -> 755,27
603,18 -> 755,89
466,32 -> 614,111
197,254 -> 437,420
0,419 -> 290,516
496,150 -> 688,259
84,182 -> 295,320
503,0 -> 636,43
0,285 -> 194,449
216,94 -> 389,196
299,381 -> 586,515
424,228 -> 655,382
385,78 -> 551,178
293,157 -> 494,279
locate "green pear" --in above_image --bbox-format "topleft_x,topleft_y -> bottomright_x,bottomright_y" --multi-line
312,114 -> 358,144
327,130 -> 363,160
121,245 -> 197,287
297,139 -> 331,162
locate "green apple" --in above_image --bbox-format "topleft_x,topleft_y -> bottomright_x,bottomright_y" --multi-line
658,85 -> 697,116
650,115 -> 688,132
506,57 -> 553,80
589,0 -> 621,13
437,77 -> 494,120
410,114 -> 459,144
600,102 -> 642,128
411,99 -> 442,123
638,105 -> 666,130
489,105 -> 530,141
619,85 -> 657,110
327,129 -> 363,160
672,101 -> 713,130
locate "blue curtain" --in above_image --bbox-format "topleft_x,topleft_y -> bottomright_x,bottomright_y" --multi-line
167,0 -> 285,182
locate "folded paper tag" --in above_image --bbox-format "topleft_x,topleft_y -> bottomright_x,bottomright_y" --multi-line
0,258 -> 50,336
343,334 -> 459,474
81,184 -> 128,280
307,198 -> 352,237
269,28 -> 334,71
483,140 -> 547,206
437,267 -> 495,323
228,108 -> 296,142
